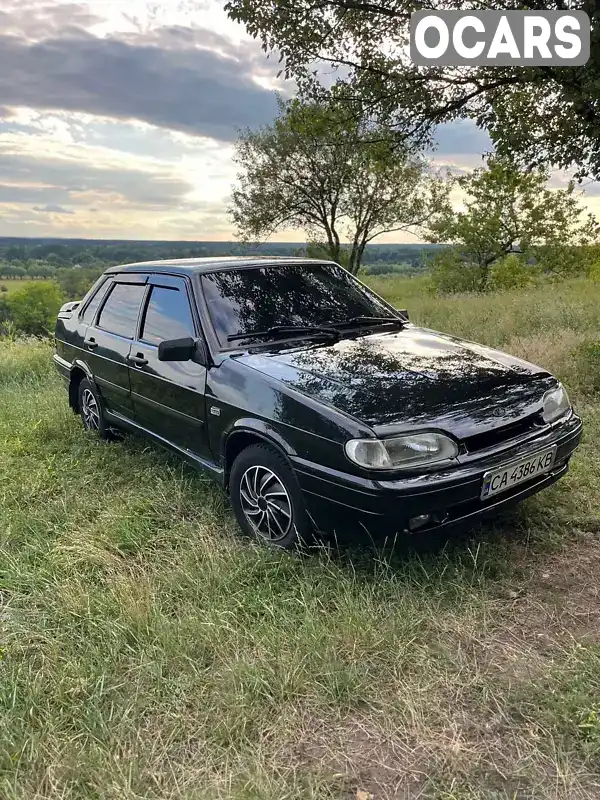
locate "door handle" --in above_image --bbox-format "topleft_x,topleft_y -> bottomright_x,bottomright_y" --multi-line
129,353 -> 148,367
85,337 -> 98,349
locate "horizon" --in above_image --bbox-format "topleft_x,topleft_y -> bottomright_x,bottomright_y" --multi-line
0,235 -> 440,247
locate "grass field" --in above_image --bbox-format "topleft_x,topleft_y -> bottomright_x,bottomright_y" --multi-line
1,277 -> 599,799
0,279 -> 30,295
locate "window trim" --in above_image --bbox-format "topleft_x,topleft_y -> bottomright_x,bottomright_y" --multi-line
138,283 -> 197,346
94,280 -> 149,340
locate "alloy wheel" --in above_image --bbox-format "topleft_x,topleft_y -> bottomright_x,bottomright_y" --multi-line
239,465 -> 293,541
81,388 -> 100,431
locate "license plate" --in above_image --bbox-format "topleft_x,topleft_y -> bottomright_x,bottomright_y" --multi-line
481,446 -> 557,500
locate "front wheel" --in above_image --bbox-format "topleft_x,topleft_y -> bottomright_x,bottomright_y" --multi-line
229,444 -> 312,549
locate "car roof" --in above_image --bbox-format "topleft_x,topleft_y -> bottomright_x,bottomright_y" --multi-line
105,256 -> 337,276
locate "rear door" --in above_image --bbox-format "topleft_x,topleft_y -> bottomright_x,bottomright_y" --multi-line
129,274 -> 210,458
83,275 -> 148,418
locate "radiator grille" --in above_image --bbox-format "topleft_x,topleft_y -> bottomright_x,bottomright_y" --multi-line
464,413 -> 542,452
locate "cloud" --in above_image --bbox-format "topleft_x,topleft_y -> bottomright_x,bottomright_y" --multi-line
0,141 -> 194,209
33,204 -> 75,214
0,4 -> 281,142
0,2 -> 104,40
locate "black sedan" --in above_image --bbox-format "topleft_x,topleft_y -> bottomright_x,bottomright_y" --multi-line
54,257 -> 582,548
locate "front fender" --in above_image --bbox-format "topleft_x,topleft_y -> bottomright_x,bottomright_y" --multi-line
222,418 -> 297,459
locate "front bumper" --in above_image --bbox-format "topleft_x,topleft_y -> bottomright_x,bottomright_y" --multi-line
292,413 -> 583,538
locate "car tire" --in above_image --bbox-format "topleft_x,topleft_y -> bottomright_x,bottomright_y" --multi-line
77,377 -> 112,440
229,443 -> 312,549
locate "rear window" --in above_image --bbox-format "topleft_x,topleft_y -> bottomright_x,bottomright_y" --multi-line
80,280 -> 109,324
97,283 -> 146,339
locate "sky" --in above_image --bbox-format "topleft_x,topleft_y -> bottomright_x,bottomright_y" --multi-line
1,0 -> 598,243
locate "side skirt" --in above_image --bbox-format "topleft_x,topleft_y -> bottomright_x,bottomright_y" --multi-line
105,410 -> 225,487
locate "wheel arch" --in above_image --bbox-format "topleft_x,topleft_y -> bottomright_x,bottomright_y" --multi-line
223,422 -> 296,490
68,360 -> 94,413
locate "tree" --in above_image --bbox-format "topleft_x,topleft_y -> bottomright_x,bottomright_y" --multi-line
428,157 -> 599,290
55,267 -> 104,299
230,96 -> 448,274
225,0 -> 600,180
5,281 -> 65,336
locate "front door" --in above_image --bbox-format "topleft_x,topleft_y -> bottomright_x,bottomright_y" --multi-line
129,275 -> 209,459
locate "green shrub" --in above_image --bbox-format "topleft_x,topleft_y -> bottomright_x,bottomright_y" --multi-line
4,281 -> 65,337
362,262 -> 411,276
0,295 -> 10,327
588,260 -> 600,282
55,266 -> 104,299
577,341 -> 600,393
488,254 -> 532,291
428,249 -> 484,294
533,244 -> 595,278
0,337 -> 53,386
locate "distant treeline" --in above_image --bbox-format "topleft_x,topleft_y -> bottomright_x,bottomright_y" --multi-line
0,237 -> 441,273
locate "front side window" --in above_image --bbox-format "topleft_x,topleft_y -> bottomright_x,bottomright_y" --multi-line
201,263 -> 394,346
140,286 -> 195,345
97,282 -> 146,339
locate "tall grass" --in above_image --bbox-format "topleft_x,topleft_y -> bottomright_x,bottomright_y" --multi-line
0,279 -> 599,799
366,275 -> 600,397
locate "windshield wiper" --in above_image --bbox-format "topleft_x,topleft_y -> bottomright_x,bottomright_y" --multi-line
332,315 -> 405,328
227,324 -> 341,343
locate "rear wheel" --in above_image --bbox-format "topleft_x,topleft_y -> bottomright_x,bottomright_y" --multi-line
77,377 -> 112,440
229,444 -> 312,549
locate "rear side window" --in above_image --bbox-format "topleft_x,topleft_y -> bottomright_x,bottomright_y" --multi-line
140,286 -> 195,345
97,283 -> 146,339
81,281 -> 109,324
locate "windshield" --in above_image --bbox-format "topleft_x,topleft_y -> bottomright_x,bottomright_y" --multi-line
201,263 -> 397,346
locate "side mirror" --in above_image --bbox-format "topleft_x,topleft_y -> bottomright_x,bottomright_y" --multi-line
158,336 -> 197,362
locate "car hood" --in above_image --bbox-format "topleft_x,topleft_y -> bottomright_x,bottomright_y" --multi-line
236,326 -> 554,438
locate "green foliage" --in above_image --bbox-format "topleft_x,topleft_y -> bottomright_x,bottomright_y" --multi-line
578,709 -> 600,745
577,342 -> 600,394
4,281 -> 65,337
428,158 -> 598,292
361,262 -> 416,276
488,254 -> 532,291
55,266 -> 104,299
231,94 -> 449,274
0,239 -> 444,276
225,0 -> 600,181
1,265 -> 28,279
428,249 -> 484,294
0,295 -> 10,330
304,241 -> 351,270
588,260 -> 600,282
533,243 -> 598,278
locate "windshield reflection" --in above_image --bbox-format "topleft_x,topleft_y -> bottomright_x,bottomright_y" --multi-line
201,263 -> 394,345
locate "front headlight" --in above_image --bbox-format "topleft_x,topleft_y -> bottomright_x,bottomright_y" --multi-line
345,432 -> 459,470
542,383 -> 571,424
